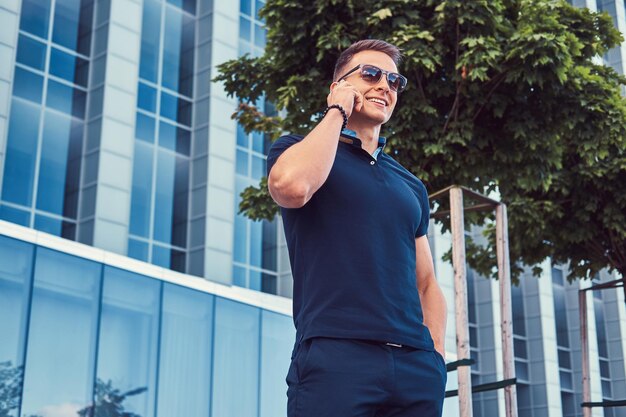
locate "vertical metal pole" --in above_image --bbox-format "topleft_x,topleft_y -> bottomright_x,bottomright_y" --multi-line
450,187 -> 473,417
579,290 -> 591,417
496,204 -> 518,417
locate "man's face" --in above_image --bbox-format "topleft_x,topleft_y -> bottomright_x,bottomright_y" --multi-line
333,50 -> 399,125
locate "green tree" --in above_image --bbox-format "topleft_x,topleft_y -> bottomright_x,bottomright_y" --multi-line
0,361 -> 22,417
215,0 -> 626,282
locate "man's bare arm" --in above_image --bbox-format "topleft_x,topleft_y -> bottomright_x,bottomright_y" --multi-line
415,235 -> 447,358
268,81 -> 363,208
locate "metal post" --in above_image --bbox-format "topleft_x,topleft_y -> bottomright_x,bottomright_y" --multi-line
580,290 -> 591,417
496,204 -> 518,417
450,187 -> 473,417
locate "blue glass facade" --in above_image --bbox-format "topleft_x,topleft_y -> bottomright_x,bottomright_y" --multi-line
1,0 -> 91,239
234,0 -> 280,294
128,0 -> 195,272
0,233 -> 294,417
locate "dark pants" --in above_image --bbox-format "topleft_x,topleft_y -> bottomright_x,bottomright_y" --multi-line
286,337 -> 447,417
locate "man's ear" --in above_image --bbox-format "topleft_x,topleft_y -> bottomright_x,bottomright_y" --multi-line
329,81 -> 338,92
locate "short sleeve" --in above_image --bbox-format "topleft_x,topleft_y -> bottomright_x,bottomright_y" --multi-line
266,134 -> 304,176
415,181 -> 431,238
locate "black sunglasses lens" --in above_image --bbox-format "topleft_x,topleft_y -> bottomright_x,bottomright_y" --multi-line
388,73 -> 406,91
360,66 -> 382,82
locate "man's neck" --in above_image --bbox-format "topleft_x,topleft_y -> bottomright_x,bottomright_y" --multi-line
345,123 -> 382,155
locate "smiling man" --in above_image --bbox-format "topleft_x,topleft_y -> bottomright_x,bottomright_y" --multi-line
267,39 -> 447,417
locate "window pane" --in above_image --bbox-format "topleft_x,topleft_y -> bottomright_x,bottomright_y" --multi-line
515,361 -> 529,381
20,248 -> 101,417
261,272 -> 277,294
52,0 -> 93,53
157,284 -> 213,417
0,205 -> 31,226
251,154 -> 265,179
240,0 -> 251,15
128,238 -> 149,261
212,298 -> 260,417
13,67 -> 44,103
260,311 -> 294,417
36,111 -> 83,218
553,285 -> 569,348
249,220 -> 262,267
0,236 -> 34,396
96,267 -> 160,417
50,47 -> 89,87
153,151 -> 188,247
139,0 -> 161,83
2,99 -> 41,206
560,370 -> 573,390
237,124 -> 248,147
138,82 -> 157,113
233,264 -> 246,287
136,112 -> 156,143
249,269 -> 261,291
19,0 -> 51,38
234,214 -> 248,263
16,34 -> 47,70
254,24 -> 266,48
262,219 -> 277,271
162,9 -> 195,97
558,348 -> 571,369
46,79 -> 87,119
159,120 -> 178,151
514,338 -> 527,359
34,214 -> 77,239
129,141 -> 154,237
160,91 -> 192,126
255,0 -> 265,21
239,16 -> 251,40
236,149 -> 248,176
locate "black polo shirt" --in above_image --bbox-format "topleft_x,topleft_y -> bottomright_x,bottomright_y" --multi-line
267,132 -> 434,350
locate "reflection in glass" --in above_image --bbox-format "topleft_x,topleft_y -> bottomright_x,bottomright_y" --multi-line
254,24 -> 266,48
249,269 -> 261,291
240,0 -> 251,15
159,122 -> 190,155
19,0 -> 51,38
160,91 -> 192,126
96,267 -> 160,417
157,284 -> 213,417
0,205 -> 30,226
2,99 -> 41,206
153,150 -> 188,247
166,0 -> 196,14
52,0 -> 94,54
139,0 -> 161,83
36,111 -> 83,218
49,48 -> 89,87
136,112 -> 156,143
260,311 -> 294,417
12,67 -> 44,103
233,265 -> 246,287
20,248 -> 101,417
262,219 -> 277,271
162,8 -> 194,97
0,236 -> 34,414
46,79 -> 87,118
212,298 -> 260,417
16,34 -> 47,71
129,142 -> 154,238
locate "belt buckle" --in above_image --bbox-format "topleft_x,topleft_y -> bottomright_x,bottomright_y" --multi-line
385,342 -> 403,348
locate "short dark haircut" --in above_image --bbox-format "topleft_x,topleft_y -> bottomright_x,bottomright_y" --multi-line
333,39 -> 402,81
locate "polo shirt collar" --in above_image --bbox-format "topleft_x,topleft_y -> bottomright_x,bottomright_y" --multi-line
339,128 -> 387,160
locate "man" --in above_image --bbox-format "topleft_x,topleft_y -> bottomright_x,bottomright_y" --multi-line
267,39 -> 447,417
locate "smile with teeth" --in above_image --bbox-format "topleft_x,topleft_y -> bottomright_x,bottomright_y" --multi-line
367,98 -> 387,106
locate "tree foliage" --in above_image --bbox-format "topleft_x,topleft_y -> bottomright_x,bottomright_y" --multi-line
215,0 -> 626,281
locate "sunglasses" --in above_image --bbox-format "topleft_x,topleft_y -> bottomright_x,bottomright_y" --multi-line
337,64 -> 408,93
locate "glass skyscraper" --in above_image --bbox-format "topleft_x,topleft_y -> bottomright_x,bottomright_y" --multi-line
0,0 -> 625,416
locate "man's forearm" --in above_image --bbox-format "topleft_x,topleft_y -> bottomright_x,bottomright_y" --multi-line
420,282 -> 447,357
268,111 -> 343,207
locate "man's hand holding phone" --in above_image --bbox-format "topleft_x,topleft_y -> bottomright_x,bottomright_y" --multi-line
327,80 -> 364,118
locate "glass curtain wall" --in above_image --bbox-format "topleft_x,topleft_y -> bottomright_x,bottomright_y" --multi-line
0,0 -> 93,239
0,234 -> 295,417
128,0 -> 195,272
512,280 -> 532,417
593,291 -> 615,417
234,0 -> 279,294
552,267 -> 578,417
